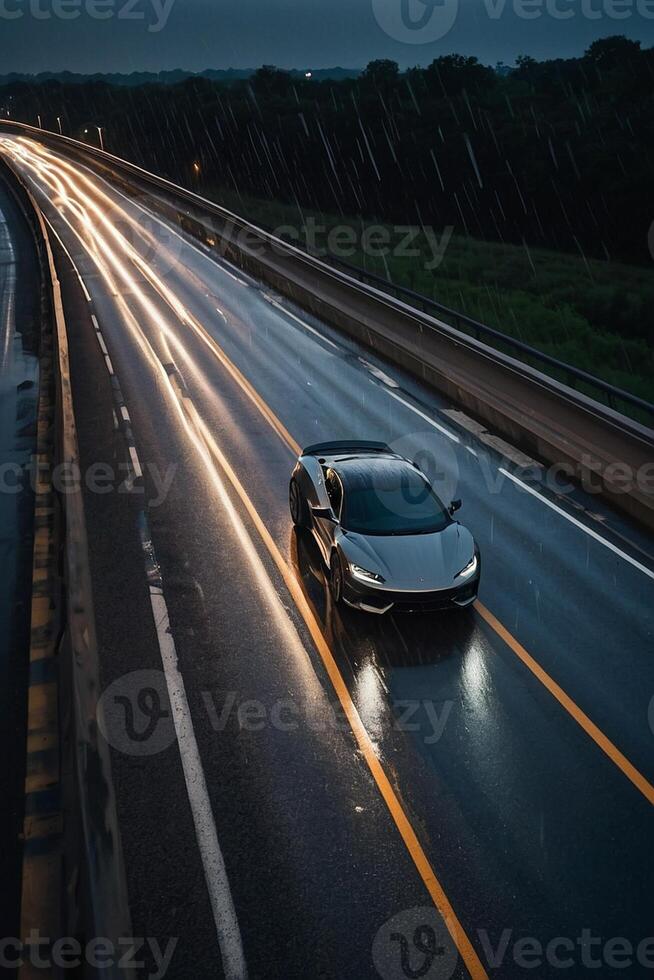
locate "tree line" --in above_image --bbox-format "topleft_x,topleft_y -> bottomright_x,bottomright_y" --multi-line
1,36 -> 652,268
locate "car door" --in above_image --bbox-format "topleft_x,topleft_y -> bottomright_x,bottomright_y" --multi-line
313,468 -> 342,562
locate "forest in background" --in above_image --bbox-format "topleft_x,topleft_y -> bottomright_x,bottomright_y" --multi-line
1,35 -> 652,399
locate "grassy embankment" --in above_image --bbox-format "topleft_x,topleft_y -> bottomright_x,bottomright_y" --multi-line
203,184 -> 654,408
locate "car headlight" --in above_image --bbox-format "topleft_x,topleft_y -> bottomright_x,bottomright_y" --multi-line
349,563 -> 385,584
455,554 -> 478,580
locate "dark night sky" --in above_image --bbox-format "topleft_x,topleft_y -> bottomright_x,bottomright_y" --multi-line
0,0 -> 652,73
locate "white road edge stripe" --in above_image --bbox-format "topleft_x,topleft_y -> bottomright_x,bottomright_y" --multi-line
215,262 -> 249,286
384,389 -> 460,443
44,216 -> 92,301
128,445 -> 143,480
500,467 -> 654,581
359,358 -> 399,388
147,584 -> 249,980
265,296 -> 340,349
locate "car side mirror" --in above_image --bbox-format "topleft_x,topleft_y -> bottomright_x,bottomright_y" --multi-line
311,505 -> 336,522
449,499 -> 462,515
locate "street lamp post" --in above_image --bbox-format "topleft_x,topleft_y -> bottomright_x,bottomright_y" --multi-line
56,116 -> 62,135
37,114 -> 42,128
97,126 -> 104,151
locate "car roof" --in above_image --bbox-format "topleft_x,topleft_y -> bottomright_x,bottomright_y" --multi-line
329,454 -> 425,490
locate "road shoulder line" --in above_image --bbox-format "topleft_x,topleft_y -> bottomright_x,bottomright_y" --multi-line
476,601 -> 654,806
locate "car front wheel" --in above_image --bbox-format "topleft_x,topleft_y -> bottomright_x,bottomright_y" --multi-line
289,478 -> 309,528
330,552 -> 344,604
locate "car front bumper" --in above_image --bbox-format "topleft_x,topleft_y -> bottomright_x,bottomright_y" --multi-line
342,574 -> 480,614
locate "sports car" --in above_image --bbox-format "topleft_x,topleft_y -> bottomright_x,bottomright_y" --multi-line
289,441 -> 480,614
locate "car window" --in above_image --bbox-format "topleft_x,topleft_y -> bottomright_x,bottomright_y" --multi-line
341,465 -> 450,535
325,469 -> 343,517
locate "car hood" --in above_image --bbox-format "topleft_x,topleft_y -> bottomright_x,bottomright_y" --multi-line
339,522 -> 476,591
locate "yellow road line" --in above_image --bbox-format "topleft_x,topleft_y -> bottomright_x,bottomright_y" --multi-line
475,601 -> 654,806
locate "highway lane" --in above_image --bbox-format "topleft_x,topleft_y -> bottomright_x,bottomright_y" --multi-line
0,174 -> 40,941
3,135 -> 653,978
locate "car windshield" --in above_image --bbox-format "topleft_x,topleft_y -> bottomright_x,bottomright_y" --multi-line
341,464 -> 450,535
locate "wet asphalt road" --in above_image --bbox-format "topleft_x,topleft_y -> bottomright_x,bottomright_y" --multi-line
0,174 -> 40,940
2,137 -> 653,979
